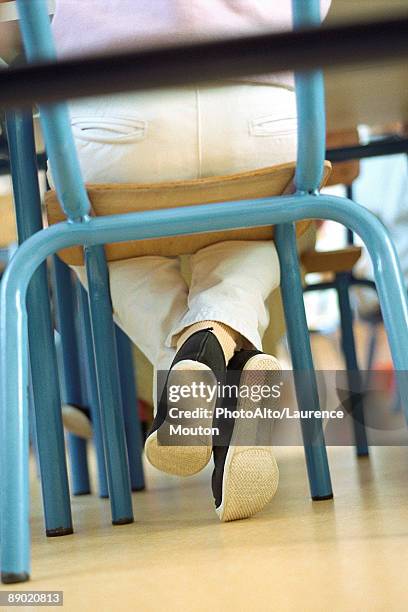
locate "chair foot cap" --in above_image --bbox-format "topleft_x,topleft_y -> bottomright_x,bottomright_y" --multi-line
112,517 -> 134,526
312,493 -> 334,501
46,526 -> 74,537
2,571 -> 30,584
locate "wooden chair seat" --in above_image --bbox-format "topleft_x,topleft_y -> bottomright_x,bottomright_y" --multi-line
45,161 -> 332,266
0,195 -> 17,248
301,246 -> 362,274
326,129 -> 360,187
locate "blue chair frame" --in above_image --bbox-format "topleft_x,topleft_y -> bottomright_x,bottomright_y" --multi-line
6,109 -> 145,500
2,0 -> 408,583
52,257 -> 145,496
5,109 -> 73,536
51,255 -> 92,497
304,271 -> 370,457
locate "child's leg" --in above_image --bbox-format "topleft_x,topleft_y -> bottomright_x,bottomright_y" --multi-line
72,255 -> 187,371
73,256 -> 224,477
170,240 -> 283,520
168,239 -> 281,356
72,256 -> 220,475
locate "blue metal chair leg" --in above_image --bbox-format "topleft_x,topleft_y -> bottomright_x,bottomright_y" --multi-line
335,272 -> 369,457
366,323 -> 379,372
28,369 -> 40,480
66,434 -> 90,494
115,326 -> 145,491
275,222 -> 333,500
76,280 -> 109,498
84,245 -> 133,524
52,256 -> 91,495
5,109 -> 73,539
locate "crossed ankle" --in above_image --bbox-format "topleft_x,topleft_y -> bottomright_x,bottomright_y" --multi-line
176,320 -> 243,364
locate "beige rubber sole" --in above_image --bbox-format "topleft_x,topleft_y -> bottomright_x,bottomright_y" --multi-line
216,354 -> 280,522
61,404 -> 93,440
145,429 -> 213,477
145,360 -> 216,477
216,446 -> 279,521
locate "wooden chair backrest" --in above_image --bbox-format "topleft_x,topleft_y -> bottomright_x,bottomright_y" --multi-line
45,161 -> 332,265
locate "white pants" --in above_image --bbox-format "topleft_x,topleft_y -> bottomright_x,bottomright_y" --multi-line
68,83 -> 297,371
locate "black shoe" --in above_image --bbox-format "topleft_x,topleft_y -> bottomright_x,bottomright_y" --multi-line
61,404 -> 93,439
212,350 -> 280,521
145,329 -> 226,476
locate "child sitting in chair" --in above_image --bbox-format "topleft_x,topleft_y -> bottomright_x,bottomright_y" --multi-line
52,0 -> 331,522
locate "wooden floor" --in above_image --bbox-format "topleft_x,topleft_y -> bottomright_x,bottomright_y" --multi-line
2,330 -> 408,611
4,444 -> 407,611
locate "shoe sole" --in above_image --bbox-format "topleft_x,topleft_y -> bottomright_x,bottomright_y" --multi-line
61,404 -> 93,440
216,354 -> 280,521
145,360 -> 215,476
